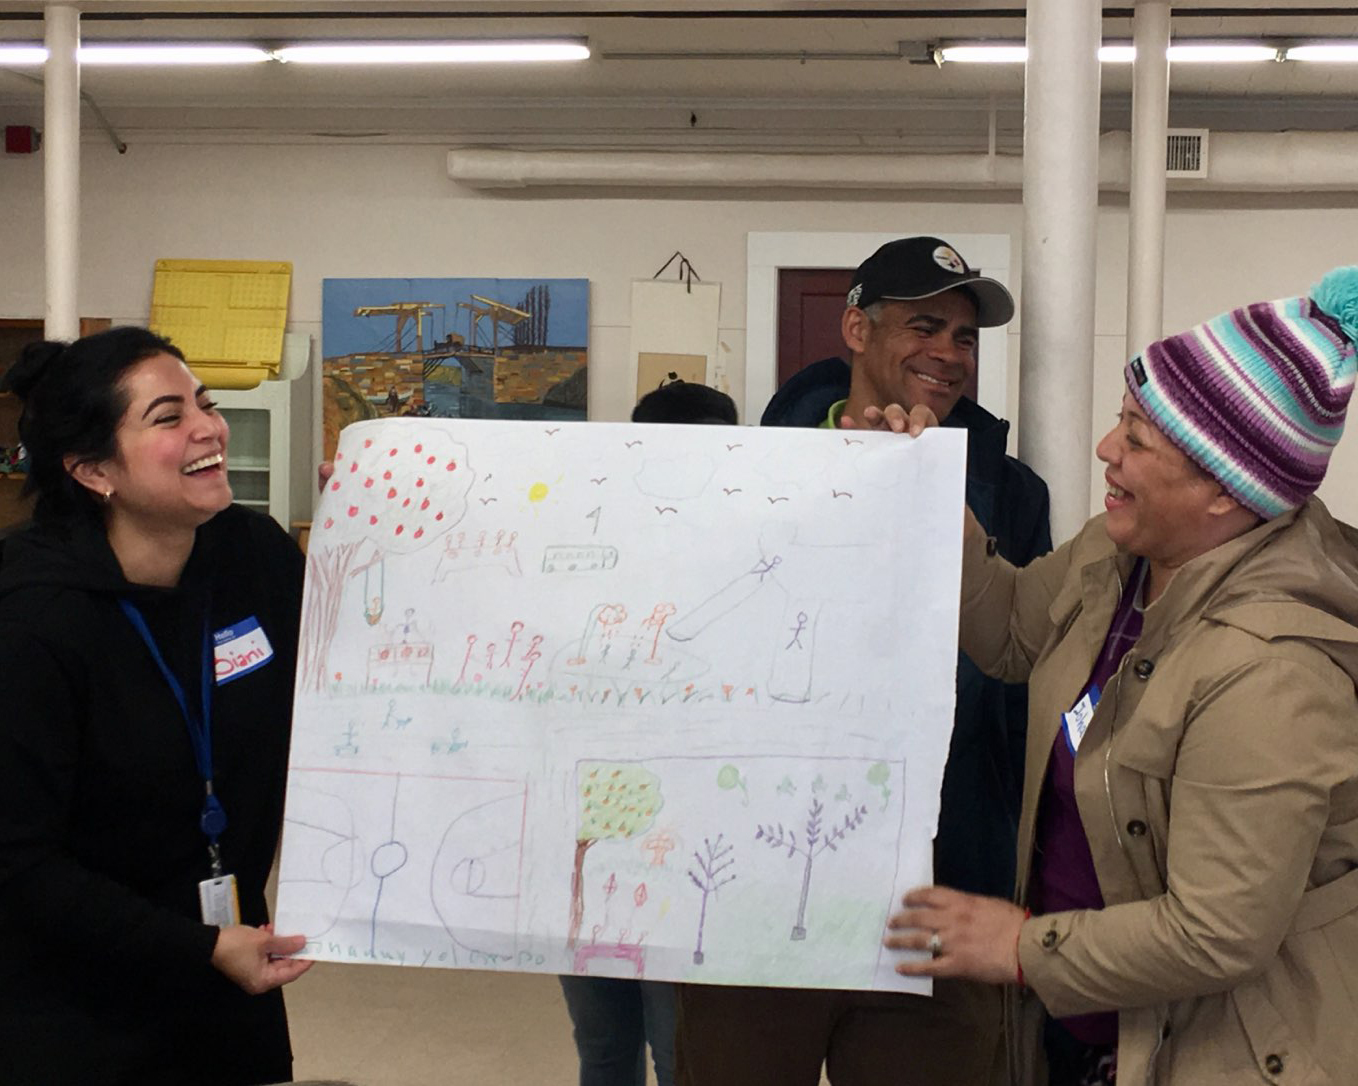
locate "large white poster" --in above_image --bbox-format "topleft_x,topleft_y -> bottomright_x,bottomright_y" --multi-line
276,417 -> 965,993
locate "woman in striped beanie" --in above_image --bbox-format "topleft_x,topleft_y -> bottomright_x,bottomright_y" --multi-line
885,267 -> 1358,1086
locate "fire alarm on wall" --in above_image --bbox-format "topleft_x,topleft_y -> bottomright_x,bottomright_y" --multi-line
4,126 -> 41,154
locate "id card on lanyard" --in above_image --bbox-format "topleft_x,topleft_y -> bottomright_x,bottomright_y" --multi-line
1063,684 -> 1100,754
118,598 -> 241,927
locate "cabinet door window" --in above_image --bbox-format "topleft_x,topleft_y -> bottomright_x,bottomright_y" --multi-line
220,406 -> 272,512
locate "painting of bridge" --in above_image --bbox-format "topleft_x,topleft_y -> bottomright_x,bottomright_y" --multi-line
321,277 -> 589,458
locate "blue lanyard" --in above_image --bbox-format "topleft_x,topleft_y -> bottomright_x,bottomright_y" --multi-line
118,599 -> 227,877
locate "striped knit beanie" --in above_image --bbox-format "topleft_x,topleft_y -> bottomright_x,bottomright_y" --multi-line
1125,266 -> 1358,518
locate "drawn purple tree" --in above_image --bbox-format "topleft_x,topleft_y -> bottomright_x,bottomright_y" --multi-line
570,764 -> 663,949
755,798 -> 868,941
301,423 -> 474,692
687,834 -> 735,965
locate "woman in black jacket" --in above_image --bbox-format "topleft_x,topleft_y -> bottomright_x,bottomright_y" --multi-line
0,328 -> 311,1085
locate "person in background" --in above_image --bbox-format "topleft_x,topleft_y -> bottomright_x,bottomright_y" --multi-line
0,328 -> 312,1086
885,267 -> 1358,1086
674,237 -> 1051,1085
631,378 -> 740,426
557,378 -> 738,1086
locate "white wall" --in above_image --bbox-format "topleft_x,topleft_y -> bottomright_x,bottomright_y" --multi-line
2,141 -> 1356,524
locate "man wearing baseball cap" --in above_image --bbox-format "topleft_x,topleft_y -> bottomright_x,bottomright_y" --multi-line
673,237 -> 1051,1086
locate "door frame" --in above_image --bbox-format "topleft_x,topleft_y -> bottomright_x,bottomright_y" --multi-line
745,232 -> 1012,427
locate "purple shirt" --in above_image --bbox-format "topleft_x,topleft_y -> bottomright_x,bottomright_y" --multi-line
1031,560 -> 1146,1046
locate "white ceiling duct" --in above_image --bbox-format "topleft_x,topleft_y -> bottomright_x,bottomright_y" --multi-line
448,131 -> 1358,192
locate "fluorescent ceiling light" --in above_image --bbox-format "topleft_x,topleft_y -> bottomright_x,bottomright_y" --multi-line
0,44 -> 271,66
935,45 -> 1028,64
1287,43 -> 1358,62
275,41 -> 590,65
81,45 -> 272,66
1167,44 -> 1279,63
0,45 -> 46,67
937,41 -> 1282,65
1098,45 -> 1136,63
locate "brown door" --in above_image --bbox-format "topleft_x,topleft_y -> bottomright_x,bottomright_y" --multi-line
0,318 -> 111,530
776,268 -> 855,387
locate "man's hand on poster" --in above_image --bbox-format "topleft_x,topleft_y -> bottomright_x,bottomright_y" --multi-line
839,403 -> 939,437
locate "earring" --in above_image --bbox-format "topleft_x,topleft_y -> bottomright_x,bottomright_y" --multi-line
101,490 -> 114,505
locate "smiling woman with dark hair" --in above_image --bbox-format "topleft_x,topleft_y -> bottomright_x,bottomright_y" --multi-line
0,328 -> 312,1085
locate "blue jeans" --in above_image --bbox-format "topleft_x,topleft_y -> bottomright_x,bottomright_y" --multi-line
559,975 -> 677,1086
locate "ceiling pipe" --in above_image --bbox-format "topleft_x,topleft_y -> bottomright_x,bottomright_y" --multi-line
448,131 -> 1358,192
448,148 -> 1024,189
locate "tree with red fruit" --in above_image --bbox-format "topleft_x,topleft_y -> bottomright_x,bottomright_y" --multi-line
301,421 -> 475,693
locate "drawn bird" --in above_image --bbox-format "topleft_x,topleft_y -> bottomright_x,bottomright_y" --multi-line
479,497 -> 498,505
722,487 -> 742,496
590,477 -> 607,485
766,496 -> 789,504
625,440 -> 643,449
725,443 -> 743,451
655,506 -> 678,515
832,490 -> 853,499
842,438 -> 864,446
545,428 -> 560,436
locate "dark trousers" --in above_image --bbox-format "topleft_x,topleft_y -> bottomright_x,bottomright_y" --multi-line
674,979 -> 1001,1086
560,975 -> 678,1086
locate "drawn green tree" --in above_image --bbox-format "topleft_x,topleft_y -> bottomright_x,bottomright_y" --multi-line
756,797 -> 868,941
570,764 -> 663,948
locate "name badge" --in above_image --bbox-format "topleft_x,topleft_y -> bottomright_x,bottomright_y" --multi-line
198,873 -> 241,927
213,616 -> 274,686
1062,684 -> 1100,754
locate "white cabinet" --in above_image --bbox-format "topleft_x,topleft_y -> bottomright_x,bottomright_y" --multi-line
210,333 -> 315,529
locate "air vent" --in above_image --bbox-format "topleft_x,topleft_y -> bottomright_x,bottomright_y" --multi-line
1166,128 -> 1209,178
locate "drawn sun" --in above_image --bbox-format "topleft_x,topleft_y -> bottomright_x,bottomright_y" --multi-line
526,475 -> 564,510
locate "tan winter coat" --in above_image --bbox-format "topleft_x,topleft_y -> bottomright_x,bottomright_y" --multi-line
959,498 -> 1358,1086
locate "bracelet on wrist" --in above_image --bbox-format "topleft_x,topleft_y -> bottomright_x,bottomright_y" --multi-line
1015,907 -> 1032,988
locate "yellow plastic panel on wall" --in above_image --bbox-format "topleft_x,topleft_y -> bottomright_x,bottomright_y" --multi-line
149,259 -> 292,388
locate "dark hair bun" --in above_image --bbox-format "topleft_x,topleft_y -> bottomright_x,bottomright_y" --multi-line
3,340 -> 67,400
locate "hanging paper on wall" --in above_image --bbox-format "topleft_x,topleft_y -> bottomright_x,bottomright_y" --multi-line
629,280 -> 722,401
636,352 -> 708,399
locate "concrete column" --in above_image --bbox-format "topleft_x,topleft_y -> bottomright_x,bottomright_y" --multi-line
1125,0 -> 1172,357
1018,0 -> 1103,543
44,4 -> 80,342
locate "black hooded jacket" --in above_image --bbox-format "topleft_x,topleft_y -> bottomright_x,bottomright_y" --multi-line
763,356 -> 1052,898
0,505 -> 303,1086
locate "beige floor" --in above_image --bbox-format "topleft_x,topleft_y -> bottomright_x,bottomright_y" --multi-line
287,963 -> 657,1086
286,963 -> 832,1086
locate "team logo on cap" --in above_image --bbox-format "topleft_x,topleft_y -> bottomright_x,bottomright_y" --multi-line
846,283 -> 864,307
933,246 -> 966,274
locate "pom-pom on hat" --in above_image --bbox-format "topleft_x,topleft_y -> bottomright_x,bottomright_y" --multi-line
1125,266 -> 1358,519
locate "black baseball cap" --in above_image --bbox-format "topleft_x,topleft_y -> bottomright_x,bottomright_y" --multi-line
846,236 -> 1015,327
